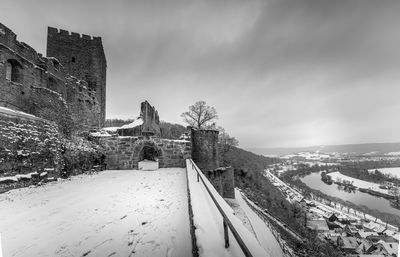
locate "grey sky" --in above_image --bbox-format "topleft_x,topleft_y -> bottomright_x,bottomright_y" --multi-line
1,0 -> 400,148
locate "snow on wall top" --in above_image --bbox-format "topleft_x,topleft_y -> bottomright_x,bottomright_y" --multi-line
186,159 -> 270,257
0,106 -> 43,121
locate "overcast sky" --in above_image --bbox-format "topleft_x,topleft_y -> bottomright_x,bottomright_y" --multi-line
1,0 -> 400,148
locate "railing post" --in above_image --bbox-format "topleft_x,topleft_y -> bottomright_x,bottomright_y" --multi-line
197,172 -> 199,182
223,220 -> 229,248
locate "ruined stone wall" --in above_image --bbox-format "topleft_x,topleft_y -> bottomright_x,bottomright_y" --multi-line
204,167 -> 235,199
117,101 -> 161,137
0,108 -> 62,179
141,101 -> 160,136
27,86 -> 73,135
97,136 -> 191,169
47,27 -> 106,127
0,22 -> 103,133
65,76 -> 101,131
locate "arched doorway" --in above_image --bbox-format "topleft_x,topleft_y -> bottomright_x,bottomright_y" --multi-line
135,141 -> 163,170
139,145 -> 160,162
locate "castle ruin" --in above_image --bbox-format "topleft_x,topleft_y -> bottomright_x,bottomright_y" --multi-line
0,23 -> 106,133
0,22 -> 234,199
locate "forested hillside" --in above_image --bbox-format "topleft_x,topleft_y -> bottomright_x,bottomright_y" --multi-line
221,147 -> 343,257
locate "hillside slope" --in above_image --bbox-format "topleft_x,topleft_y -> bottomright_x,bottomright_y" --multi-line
247,142 -> 400,156
221,146 -> 343,257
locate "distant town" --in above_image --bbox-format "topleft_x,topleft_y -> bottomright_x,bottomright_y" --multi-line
264,149 -> 400,256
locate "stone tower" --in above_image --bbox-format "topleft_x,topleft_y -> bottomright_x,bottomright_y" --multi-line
190,128 -> 220,171
46,27 -> 107,127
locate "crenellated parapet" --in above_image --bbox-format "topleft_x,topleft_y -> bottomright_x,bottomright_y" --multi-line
0,23 -> 42,62
47,26 -> 107,127
0,22 -> 106,134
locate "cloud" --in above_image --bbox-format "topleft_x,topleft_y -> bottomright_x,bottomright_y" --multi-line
1,0 -> 399,148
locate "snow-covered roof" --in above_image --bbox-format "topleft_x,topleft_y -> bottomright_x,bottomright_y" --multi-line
89,130 -> 111,137
357,231 -> 378,238
376,240 -> 398,256
339,236 -> 358,249
120,117 -> 143,129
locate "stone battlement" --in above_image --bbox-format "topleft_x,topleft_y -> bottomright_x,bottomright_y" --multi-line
47,26 -> 103,42
47,26 -> 107,126
0,23 -> 43,64
0,22 -> 106,133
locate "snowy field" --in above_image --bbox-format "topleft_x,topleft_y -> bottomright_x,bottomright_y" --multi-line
0,169 -> 191,257
329,171 -> 388,194
369,167 -> 400,179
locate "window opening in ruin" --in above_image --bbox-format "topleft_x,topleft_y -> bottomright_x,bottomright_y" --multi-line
6,59 -> 22,83
47,77 -> 57,91
5,62 -> 11,80
71,57 -> 76,62
139,146 -> 159,162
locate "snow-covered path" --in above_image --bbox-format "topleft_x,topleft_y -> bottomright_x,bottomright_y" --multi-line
0,168 -> 192,257
235,189 -> 284,257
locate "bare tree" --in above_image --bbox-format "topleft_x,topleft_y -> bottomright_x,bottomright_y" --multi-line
218,127 -> 239,166
218,127 -> 239,149
181,101 -> 218,129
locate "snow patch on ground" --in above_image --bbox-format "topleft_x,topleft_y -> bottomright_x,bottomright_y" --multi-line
0,168 -> 192,257
138,160 -> 159,171
89,130 -> 112,137
0,172 -> 39,183
225,198 -> 257,237
369,167 -> 400,179
235,189 -> 284,257
329,171 -> 389,194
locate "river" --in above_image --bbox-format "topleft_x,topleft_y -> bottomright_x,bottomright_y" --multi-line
300,171 -> 400,217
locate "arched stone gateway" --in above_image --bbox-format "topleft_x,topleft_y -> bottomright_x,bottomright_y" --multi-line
132,139 -> 164,170
98,136 -> 191,170
139,145 -> 160,161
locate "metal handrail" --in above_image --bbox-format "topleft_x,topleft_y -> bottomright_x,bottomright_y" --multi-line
187,159 -> 254,257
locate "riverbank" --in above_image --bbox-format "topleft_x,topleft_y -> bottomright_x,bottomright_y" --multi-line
369,167 -> 400,179
282,168 -> 400,226
329,171 -> 390,195
265,169 -> 399,256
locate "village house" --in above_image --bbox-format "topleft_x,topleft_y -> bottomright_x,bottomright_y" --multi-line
337,236 -> 359,254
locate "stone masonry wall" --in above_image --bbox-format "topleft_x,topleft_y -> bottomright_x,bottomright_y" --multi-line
97,136 -> 191,169
0,22 -> 103,133
190,128 -> 219,171
47,27 -> 106,127
0,108 -> 62,180
204,167 -> 235,199
190,128 -> 235,198
27,86 -> 73,135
